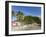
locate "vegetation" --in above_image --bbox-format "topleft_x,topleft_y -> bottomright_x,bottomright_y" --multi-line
23,16 -> 34,24
16,11 -> 24,22
12,11 -> 41,25
12,11 -> 15,16
23,16 -> 41,24
32,16 -> 41,24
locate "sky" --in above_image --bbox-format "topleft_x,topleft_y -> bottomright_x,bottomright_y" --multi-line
12,6 -> 41,21
12,6 -> 41,16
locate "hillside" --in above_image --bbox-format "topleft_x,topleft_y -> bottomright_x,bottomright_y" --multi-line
12,11 -> 41,25
23,16 -> 41,25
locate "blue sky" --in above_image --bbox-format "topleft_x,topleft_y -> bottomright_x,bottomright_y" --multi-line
12,6 -> 41,21
12,6 -> 41,16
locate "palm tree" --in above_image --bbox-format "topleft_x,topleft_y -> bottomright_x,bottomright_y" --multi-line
12,11 -> 15,16
12,11 -> 17,21
16,11 -> 24,22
